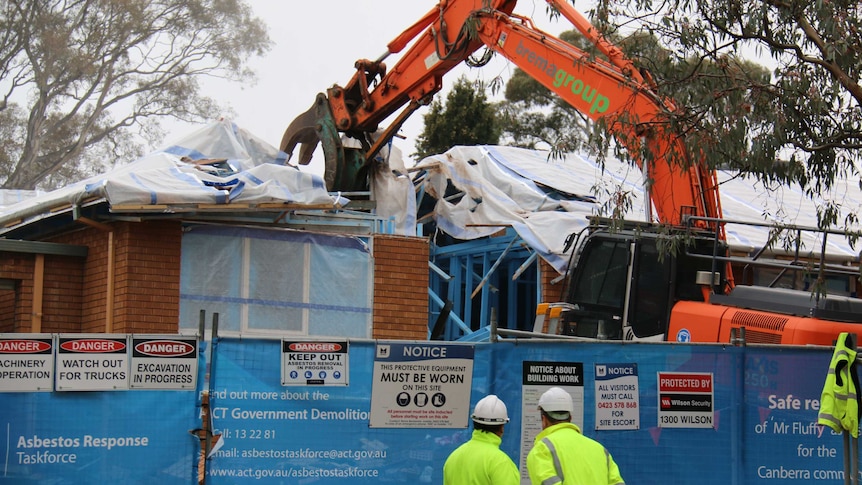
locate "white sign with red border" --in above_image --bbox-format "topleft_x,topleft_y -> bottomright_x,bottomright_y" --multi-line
55,334 -> 130,391
0,333 -> 54,392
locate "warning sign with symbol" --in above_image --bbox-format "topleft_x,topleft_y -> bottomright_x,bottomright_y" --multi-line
280,339 -> 349,386
369,342 -> 474,428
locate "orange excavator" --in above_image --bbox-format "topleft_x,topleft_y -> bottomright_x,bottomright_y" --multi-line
282,0 -> 862,346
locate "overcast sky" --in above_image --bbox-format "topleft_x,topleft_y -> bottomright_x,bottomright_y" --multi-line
163,1 -> 572,177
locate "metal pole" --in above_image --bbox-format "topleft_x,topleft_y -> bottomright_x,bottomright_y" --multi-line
202,313 -> 219,483
845,431 -> 852,485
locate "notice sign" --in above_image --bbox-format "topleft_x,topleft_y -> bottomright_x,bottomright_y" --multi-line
130,336 -> 197,390
370,342 -> 474,428
56,335 -> 129,391
519,361 -> 584,482
595,363 -> 639,430
281,340 -> 349,386
658,371 -> 714,428
0,333 -> 54,392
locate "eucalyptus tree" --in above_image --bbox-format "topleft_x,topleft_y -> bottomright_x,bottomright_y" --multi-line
0,0 -> 270,189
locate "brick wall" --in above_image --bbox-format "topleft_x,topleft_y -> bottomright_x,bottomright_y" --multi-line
48,220 -> 182,334
2,222 -> 431,340
112,221 -> 182,333
52,226 -> 109,332
40,255 -> 84,333
372,235 -> 429,340
0,254 -> 35,332
540,258 -> 564,304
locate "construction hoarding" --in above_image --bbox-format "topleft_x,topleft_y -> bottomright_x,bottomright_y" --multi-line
0,337 -> 854,484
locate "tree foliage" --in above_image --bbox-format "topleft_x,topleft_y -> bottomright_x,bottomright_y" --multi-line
589,0 -> 862,228
414,76 -> 501,159
0,0 -> 271,190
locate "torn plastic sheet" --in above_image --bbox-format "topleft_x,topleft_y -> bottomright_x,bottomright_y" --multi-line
415,145 -> 862,275
0,118 -> 342,229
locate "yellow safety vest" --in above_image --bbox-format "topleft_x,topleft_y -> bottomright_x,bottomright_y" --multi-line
818,332 -> 860,438
527,422 -> 625,485
443,429 -> 520,485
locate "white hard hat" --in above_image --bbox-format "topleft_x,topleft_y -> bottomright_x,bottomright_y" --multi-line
538,387 -> 573,416
471,394 -> 510,425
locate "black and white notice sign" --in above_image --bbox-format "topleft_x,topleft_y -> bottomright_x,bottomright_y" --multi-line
130,336 -> 198,390
519,361 -> 584,482
281,340 -> 349,386
56,335 -> 129,391
370,343 -> 474,428
0,333 -> 54,392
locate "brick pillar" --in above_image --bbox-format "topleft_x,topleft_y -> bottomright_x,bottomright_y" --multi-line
112,221 -> 182,333
540,258 -> 565,304
372,235 -> 429,340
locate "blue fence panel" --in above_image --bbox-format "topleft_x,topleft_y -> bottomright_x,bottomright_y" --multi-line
0,391 -> 198,483
741,346 -> 848,483
1,336 -> 858,484
489,342 -> 743,485
204,339 -> 495,483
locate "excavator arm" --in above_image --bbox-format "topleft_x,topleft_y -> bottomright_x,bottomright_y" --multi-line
282,0 -> 723,229
282,0 -> 517,191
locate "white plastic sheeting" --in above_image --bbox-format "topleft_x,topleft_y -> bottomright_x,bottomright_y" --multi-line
0,119 -> 339,230
1,117 -> 859,272
0,117 -> 420,236
179,225 -> 373,337
416,145 -> 862,274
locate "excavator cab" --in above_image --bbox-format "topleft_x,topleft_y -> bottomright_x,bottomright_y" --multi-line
559,225 -> 727,341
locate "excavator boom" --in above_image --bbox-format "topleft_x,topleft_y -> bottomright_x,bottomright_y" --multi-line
281,0 -> 862,347
281,0 -> 721,230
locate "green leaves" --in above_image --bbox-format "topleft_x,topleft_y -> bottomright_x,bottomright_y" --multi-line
414,76 -> 501,159
592,0 -> 862,230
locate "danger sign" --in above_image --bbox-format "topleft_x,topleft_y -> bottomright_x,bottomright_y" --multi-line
281,339 -> 349,386
55,335 -> 129,391
130,336 -> 198,390
0,333 -> 54,392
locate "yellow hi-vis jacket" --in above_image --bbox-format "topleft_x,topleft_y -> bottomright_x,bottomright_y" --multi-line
818,332 -> 860,438
443,429 -> 520,485
527,422 -> 625,485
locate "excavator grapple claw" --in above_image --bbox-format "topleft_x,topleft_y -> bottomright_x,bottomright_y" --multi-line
280,95 -> 327,166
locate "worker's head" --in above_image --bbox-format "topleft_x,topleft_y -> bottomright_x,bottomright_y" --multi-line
538,387 -> 573,425
471,394 -> 510,435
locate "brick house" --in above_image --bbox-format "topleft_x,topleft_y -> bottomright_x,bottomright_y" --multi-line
0,210 -> 429,340
0,120 -> 430,340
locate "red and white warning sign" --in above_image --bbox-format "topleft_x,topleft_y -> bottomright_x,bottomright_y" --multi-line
657,371 -> 714,428
56,334 -> 130,391
281,340 -> 349,386
0,333 -> 54,392
130,336 -> 198,390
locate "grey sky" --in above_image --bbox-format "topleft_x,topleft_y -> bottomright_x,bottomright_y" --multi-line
167,1 -> 570,177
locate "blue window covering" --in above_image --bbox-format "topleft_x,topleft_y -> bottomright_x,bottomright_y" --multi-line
180,225 -> 372,337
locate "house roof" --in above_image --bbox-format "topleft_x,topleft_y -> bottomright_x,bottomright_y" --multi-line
0,119 -> 351,239
1,120 -> 859,273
